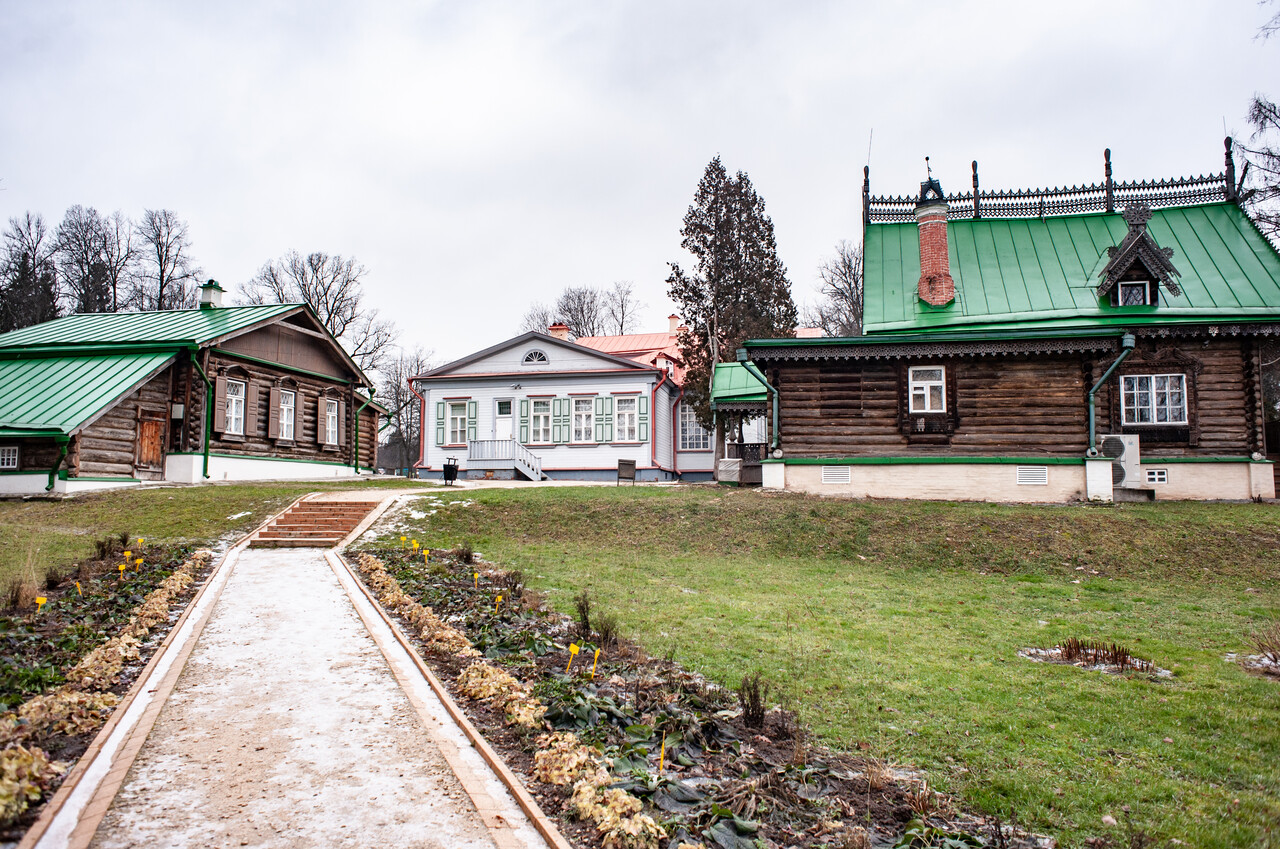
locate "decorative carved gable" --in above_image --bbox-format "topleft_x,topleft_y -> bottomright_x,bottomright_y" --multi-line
1097,205 -> 1182,300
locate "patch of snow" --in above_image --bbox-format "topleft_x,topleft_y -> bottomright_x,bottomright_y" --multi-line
1225,652 -> 1280,677
225,511 -> 252,520
1019,646 -> 1172,678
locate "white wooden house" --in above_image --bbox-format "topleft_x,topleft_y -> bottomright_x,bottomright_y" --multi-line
411,324 -> 715,481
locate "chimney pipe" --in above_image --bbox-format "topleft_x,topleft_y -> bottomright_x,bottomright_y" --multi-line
199,279 -> 225,310
915,179 -> 954,307
668,314 -> 681,334
547,323 -> 570,340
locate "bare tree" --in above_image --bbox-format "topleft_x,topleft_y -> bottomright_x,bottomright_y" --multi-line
241,249 -> 397,374
1239,96 -> 1280,246
555,286 -> 605,338
1,213 -> 59,331
55,205 -> 113,313
603,280 -> 644,335
378,346 -> 435,474
805,241 -> 864,337
137,209 -> 200,311
520,301 -> 556,334
100,211 -> 140,311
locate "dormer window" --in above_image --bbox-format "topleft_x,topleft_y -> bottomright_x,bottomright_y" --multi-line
1098,205 -> 1180,308
1118,279 -> 1154,307
522,350 -> 549,365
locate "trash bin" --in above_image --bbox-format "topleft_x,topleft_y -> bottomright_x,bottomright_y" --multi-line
443,458 -> 459,486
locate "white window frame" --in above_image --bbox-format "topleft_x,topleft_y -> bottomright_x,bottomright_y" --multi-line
447,401 -> 468,445
1146,468 -> 1168,484
325,399 -> 339,445
1119,281 -> 1150,306
225,380 -> 246,435
522,350 -> 549,365
279,390 -> 295,441
530,399 -> 552,443
908,366 -> 946,414
1121,374 -> 1187,425
679,402 -> 710,451
0,446 -> 17,470
615,397 -> 638,442
572,398 -> 594,443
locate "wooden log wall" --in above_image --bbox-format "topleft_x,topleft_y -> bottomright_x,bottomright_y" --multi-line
76,367 -> 173,479
9,438 -> 63,473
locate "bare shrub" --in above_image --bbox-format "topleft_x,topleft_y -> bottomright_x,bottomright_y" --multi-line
502,569 -> 525,605
45,563 -> 73,589
573,590 -> 592,638
863,758 -> 893,791
1248,621 -> 1280,664
5,552 -> 39,610
452,542 -> 474,565
738,671 -> 769,730
1058,637 -> 1152,671
594,611 -> 620,649
906,780 -> 937,816
116,531 -> 130,550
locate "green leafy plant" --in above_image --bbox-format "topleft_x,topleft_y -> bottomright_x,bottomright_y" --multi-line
893,819 -> 982,849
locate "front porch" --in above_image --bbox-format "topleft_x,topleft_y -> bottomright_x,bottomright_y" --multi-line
465,439 -> 546,481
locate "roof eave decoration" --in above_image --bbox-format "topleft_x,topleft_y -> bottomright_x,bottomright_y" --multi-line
1097,205 -> 1183,298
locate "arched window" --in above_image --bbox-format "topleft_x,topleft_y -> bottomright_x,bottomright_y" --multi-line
523,350 -> 549,365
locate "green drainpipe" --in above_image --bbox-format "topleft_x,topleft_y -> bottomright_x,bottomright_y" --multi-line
736,349 -> 780,452
353,389 -> 375,474
190,349 -> 213,479
46,436 -> 70,492
1086,332 -> 1136,455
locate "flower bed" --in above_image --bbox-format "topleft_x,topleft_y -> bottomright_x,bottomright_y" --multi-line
348,548 -> 1053,849
0,545 -> 215,837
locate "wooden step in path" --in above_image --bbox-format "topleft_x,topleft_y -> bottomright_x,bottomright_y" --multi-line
249,499 -> 377,548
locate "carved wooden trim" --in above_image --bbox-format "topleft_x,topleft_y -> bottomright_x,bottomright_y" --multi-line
897,361 -> 959,442
1110,346 -> 1202,446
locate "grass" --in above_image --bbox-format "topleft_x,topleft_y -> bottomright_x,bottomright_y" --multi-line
377,486 -> 1280,849
0,477 -> 425,590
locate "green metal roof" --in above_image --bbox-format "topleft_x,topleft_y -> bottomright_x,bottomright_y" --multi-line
0,304 -> 302,351
0,353 -> 176,437
863,202 -> 1280,334
710,362 -> 767,406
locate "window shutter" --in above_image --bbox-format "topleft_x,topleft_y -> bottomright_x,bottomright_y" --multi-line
466,400 -> 477,442
338,400 -> 347,446
594,397 -> 604,442
294,395 -> 303,442
596,396 -> 613,442
553,398 -> 568,443
245,383 -> 260,436
268,387 -> 281,439
435,401 -> 446,446
317,398 -> 328,444
519,399 -> 529,443
213,376 -> 227,434
638,396 -> 649,442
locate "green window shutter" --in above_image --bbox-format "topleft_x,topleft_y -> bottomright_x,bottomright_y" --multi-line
638,396 -> 649,442
466,400 -> 478,441
519,399 -> 529,443
594,396 -> 604,442
555,398 -> 570,443
435,401 -> 446,446
599,396 -> 613,442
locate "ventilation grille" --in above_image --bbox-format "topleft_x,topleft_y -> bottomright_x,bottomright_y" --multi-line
1016,466 -> 1049,486
821,466 -> 852,485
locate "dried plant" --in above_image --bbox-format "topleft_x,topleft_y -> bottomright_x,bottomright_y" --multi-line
1248,621 -> 1280,664
5,547 -> 40,609
573,590 -> 592,638
502,569 -> 525,605
1058,637 -> 1152,671
116,531 -> 130,549
93,536 -> 115,560
906,780 -> 937,816
738,671 -> 769,730
452,542 -> 475,565
836,827 -> 871,849
863,757 -> 893,791
594,611 -> 620,649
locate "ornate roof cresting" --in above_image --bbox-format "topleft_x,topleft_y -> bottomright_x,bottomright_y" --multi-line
1097,204 -> 1182,298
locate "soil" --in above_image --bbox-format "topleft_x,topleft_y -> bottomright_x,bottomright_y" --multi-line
352,546 -> 1054,849
1,544 -> 216,843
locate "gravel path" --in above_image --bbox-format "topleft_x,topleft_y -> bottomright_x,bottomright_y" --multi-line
88,548 -> 540,849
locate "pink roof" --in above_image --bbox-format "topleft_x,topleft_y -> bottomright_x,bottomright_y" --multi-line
575,332 -> 687,383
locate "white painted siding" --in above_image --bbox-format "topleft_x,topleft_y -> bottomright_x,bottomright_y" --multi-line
653,384 -> 675,470
448,337 -> 629,376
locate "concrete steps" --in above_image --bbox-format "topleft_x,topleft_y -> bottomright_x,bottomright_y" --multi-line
250,500 -> 377,548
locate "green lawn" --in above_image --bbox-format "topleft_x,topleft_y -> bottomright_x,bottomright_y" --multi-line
0,477 -> 426,590
375,486 -> 1280,849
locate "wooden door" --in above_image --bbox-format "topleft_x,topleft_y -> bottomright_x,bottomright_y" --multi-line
136,411 -> 168,478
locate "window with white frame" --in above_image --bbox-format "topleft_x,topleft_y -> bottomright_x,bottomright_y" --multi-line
1122,374 -> 1187,424
448,401 -> 468,444
1119,281 -> 1151,306
325,399 -> 339,445
615,397 -> 638,441
0,446 -> 17,470
908,366 -> 946,413
573,398 -> 594,442
279,390 -> 295,440
523,350 -> 549,365
531,399 -> 552,442
679,402 -> 710,451
225,380 -> 246,435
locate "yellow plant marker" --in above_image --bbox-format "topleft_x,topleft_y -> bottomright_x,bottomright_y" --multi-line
474,572 -> 479,589
118,563 -> 126,579
424,551 -> 429,564
412,539 -> 419,551
659,732 -> 667,773
566,642 -> 580,673
75,581 -> 82,597
135,557 -> 143,571
124,550 -> 131,560
36,596 -> 47,613
590,648 -> 601,680
400,535 -> 406,548
138,537 -> 144,547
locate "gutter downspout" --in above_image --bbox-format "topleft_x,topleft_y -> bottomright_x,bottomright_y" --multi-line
408,379 -> 427,479
650,370 -> 669,474
353,389 -> 375,474
736,350 -> 779,451
1086,333 -> 1136,455
46,436 -> 69,492
190,348 -> 213,479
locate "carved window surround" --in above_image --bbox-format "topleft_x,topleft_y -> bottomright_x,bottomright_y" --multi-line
1109,346 -> 1202,446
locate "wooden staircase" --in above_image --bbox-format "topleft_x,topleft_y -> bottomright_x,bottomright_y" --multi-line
250,500 -> 376,548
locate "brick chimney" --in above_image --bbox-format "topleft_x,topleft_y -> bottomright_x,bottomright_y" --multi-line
547,322 -> 570,340
915,177 -> 955,306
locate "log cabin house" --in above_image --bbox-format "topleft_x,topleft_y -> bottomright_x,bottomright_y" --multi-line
0,282 -> 385,495
744,143 -> 1279,502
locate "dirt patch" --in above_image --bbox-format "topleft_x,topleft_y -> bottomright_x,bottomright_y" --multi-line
350,547 -> 1056,849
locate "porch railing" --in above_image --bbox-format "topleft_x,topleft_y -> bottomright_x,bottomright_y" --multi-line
467,439 -> 543,480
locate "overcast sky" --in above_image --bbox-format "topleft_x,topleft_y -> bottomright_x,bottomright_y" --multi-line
2,1 -> 1275,363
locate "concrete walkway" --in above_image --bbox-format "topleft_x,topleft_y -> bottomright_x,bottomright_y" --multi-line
84,548 -> 546,849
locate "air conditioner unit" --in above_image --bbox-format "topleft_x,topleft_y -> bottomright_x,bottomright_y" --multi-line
1099,434 -> 1141,487
717,458 -> 741,483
